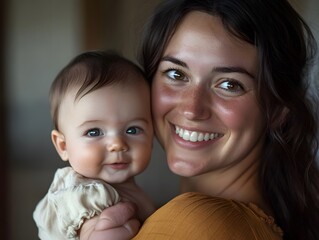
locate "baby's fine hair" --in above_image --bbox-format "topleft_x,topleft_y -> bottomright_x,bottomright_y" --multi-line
50,50 -> 146,130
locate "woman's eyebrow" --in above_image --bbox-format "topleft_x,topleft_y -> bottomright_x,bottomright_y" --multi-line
213,66 -> 255,79
161,56 -> 189,69
161,56 -> 255,79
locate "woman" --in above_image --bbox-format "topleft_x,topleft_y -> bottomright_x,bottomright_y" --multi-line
95,0 -> 319,239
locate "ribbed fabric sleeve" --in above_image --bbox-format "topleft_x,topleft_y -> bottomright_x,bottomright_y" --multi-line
133,192 -> 283,240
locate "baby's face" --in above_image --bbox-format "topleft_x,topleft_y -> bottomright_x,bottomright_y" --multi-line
56,77 -> 153,183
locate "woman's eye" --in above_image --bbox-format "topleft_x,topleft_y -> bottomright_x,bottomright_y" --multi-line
86,128 -> 103,137
216,80 -> 245,94
165,69 -> 186,81
126,127 -> 143,135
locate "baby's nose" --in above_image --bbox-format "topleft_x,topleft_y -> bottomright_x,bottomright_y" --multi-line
107,137 -> 128,152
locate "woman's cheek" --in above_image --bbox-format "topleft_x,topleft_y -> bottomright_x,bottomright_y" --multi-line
152,81 -> 178,144
152,82 -> 176,119
214,96 -> 263,130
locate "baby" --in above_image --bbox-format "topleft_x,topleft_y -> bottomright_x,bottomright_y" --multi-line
33,50 -> 155,240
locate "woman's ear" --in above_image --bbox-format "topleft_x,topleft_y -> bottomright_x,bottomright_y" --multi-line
51,130 -> 68,161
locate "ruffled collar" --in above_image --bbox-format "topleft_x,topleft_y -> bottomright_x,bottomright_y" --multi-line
247,202 -> 284,236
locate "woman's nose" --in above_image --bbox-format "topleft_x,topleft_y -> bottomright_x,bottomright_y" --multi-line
180,86 -> 211,120
107,137 -> 129,152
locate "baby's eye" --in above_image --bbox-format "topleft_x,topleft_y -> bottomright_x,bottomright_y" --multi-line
165,69 -> 187,81
85,128 -> 103,137
126,126 -> 143,135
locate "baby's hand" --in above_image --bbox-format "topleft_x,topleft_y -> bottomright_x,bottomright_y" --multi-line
81,202 -> 140,240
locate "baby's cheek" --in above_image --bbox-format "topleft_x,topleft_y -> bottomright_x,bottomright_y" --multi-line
79,145 -> 103,165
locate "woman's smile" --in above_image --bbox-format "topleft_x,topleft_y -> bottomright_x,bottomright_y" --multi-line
175,125 -> 223,142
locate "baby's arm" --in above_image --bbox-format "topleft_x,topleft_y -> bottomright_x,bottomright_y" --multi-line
113,178 -> 156,222
80,178 -> 155,240
80,202 -> 140,240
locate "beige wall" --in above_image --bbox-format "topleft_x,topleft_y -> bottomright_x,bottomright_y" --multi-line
6,2 -> 81,239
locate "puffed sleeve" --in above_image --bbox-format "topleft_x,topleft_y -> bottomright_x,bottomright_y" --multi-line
33,167 -> 121,240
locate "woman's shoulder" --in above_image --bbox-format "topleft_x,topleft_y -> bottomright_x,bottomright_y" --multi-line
133,192 -> 283,240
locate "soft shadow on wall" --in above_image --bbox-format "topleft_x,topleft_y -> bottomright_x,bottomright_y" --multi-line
1,1 -> 8,239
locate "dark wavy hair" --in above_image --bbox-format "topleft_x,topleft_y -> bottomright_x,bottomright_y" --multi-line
138,0 -> 319,239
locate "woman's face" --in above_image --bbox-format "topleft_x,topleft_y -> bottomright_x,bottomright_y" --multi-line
152,11 -> 266,177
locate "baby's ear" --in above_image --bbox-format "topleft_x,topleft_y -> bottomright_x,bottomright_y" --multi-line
51,130 -> 68,161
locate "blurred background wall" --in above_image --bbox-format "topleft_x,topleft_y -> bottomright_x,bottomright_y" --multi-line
1,0 -> 318,239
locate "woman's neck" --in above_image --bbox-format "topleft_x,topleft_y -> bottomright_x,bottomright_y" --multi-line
180,158 -> 272,215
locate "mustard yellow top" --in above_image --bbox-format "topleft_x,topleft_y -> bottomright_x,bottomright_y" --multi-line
133,192 -> 283,240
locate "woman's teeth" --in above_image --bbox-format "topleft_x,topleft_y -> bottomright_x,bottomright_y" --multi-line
175,126 -> 221,142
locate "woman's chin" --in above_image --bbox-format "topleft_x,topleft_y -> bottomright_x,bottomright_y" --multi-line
168,159 -> 204,177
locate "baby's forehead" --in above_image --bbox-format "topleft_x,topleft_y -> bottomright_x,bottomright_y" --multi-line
56,77 -> 151,129
67,74 -> 148,101
59,77 -> 149,113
